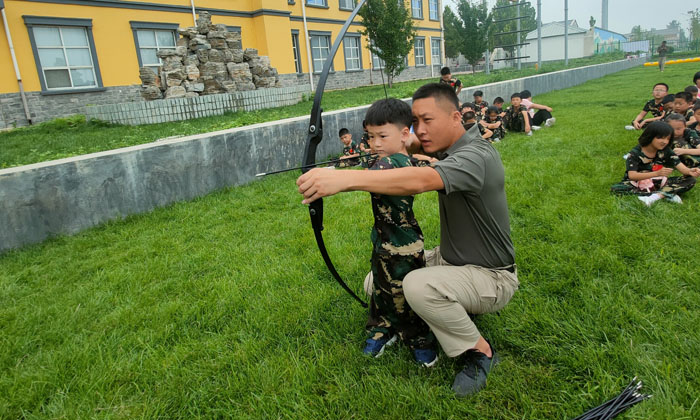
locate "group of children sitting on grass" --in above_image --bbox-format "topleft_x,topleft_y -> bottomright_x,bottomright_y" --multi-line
613,71 -> 700,206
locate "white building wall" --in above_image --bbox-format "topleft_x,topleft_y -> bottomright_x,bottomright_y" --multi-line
522,33 -> 586,63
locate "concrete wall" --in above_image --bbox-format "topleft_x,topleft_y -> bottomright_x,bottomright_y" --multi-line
0,57 -> 646,253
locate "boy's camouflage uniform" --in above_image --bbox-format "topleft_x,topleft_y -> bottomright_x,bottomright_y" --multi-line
474,101 -> 489,121
610,145 -> 696,197
335,140 -> 361,167
642,99 -> 665,118
484,115 -> 506,140
671,128 -> 700,168
504,104 -> 528,132
366,153 -> 435,350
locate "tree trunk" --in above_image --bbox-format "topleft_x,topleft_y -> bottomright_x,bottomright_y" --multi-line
387,73 -> 393,88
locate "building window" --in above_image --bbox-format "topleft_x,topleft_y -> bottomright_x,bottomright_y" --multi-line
343,35 -> 362,71
411,0 -> 423,19
24,16 -> 103,93
339,0 -> 356,10
130,22 -> 178,69
292,31 -> 302,73
429,0 -> 439,20
306,0 -> 327,6
414,38 -> 425,66
310,33 -> 332,73
431,38 -> 441,65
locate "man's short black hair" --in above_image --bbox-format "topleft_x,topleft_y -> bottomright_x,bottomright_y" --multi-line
675,91 -> 693,103
685,85 -> 698,94
440,66 -> 451,76
653,82 -> 669,91
511,92 -> 521,99
338,128 -> 350,137
412,82 -> 460,112
520,90 -> 532,99
661,94 -> 675,104
665,112 -> 686,124
693,71 -> 700,84
364,98 -> 413,129
493,96 -> 504,104
473,90 -> 483,97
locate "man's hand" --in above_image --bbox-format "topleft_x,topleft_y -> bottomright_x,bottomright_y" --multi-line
297,168 -> 347,204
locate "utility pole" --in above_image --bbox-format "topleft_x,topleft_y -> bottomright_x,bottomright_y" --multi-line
564,0 -> 568,66
537,0 -> 542,68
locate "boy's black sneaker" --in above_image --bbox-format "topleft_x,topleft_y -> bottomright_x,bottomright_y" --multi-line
451,342 -> 500,397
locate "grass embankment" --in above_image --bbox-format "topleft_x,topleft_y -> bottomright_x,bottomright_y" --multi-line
1,61 -> 699,419
0,53 -> 627,169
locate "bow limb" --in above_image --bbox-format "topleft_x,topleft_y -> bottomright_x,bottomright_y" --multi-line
302,0 -> 368,308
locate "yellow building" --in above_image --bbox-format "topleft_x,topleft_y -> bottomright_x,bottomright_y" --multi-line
0,0 -> 444,127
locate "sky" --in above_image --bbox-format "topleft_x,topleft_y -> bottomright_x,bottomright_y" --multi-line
444,0 -> 695,36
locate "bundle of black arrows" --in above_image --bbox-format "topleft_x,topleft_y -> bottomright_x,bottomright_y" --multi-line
573,377 -> 652,420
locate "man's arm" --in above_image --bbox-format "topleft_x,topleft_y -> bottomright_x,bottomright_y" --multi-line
297,166 -> 444,204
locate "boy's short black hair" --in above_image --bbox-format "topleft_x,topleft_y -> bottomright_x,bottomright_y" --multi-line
493,96 -> 504,104
364,98 -> 413,129
638,121 -> 673,147
694,71 -> 700,84
653,82 -> 669,91
675,91 -> 693,103
520,90 -> 532,99
487,105 -> 499,114
694,102 -> 700,112
665,112 -> 686,124
661,94 -> 675,104
338,128 -> 350,137
473,90 -> 484,97
460,102 -> 475,110
463,111 -> 476,120
440,66 -> 451,76
511,92 -> 521,99
685,85 -> 698,94
412,82 -> 460,112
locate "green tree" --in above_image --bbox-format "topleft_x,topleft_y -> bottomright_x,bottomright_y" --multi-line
689,9 -> 700,43
489,0 -> 536,61
443,6 -> 461,60
444,0 -> 491,74
358,0 -> 415,87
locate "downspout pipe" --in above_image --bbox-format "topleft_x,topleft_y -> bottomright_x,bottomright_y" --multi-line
190,0 -> 196,26
1,2 -> 33,125
300,1 -> 314,91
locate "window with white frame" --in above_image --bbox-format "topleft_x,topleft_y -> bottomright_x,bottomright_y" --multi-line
26,20 -> 101,91
429,0 -> 439,20
135,29 -> 177,69
339,0 -> 356,10
414,38 -> 425,66
307,0 -> 327,6
310,33 -> 331,73
292,31 -> 302,73
431,38 -> 441,65
343,35 -> 362,71
411,0 -> 423,18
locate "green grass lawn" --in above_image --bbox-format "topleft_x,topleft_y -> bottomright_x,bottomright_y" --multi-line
0,53 -> 629,169
1,60 -> 699,419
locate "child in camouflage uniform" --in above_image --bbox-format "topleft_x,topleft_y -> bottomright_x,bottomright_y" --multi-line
667,113 -> 700,168
362,98 -> 438,367
611,121 -> 700,206
627,83 -> 669,130
503,93 -> 531,135
335,127 -> 361,167
481,106 -> 506,141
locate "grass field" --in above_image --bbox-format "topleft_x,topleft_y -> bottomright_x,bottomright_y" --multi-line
1,61 -> 699,419
0,53 -> 628,169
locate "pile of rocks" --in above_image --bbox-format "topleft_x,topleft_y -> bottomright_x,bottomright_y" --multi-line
139,11 -> 281,100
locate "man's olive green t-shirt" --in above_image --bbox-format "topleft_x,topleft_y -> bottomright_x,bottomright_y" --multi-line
431,124 -> 515,268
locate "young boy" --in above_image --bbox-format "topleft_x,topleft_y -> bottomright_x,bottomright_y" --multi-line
361,98 -> 438,367
462,108 -> 493,141
627,82 -> 669,130
439,66 -> 462,95
690,103 -> 700,135
504,93 -> 531,135
336,127 -> 361,167
667,113 -> 700,168
520,89 -> 555,129
472,90 -> 488,120
480,105 -> 506,142
685,85 -> 699,103
492,96 -> 506,118
673,91 -> 696,126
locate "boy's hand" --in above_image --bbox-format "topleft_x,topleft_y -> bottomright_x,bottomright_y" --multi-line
689,167 -> 700,178
673,148 -> 687,155
656,167 -> 673,177
297,168 -> 347,204
632,120 -> 641,130
545,106 -> 553,112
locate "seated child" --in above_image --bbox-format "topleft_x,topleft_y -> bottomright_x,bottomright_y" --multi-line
520,89 -> 555,129
480,105 -> 506,141
690,103 -> 700,135
439,66 -> 462,95
673,91 -> 696,126
627,83 -> 669,130
667,113 -> 700,168
685,85 -> 699,104
472,90 -> 489,120
336,127 -> 361,167
659,94 -> 675,120
611,121 -> 700,206
503,93 -> 531,135
492,96 -> 506,118
361,98 -> 437,366
462,108 -> 493,141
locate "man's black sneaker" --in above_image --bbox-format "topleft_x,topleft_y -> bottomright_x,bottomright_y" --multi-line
451,342 -> 500,397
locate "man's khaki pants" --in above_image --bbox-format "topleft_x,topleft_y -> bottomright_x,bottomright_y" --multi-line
403,247 -> 519,357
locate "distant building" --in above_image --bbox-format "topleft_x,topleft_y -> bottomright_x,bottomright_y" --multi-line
593,28 -> 628,54
522,20 -> 593,63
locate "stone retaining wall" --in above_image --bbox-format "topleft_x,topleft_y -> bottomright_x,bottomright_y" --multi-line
85,84 -> 310,125
0,58 -> 645,253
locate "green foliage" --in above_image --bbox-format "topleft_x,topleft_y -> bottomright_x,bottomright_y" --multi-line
689,9 -> 700,43
1,61 -> 699,419
490,0 -> 536,54
358,0 -> 416,87
443,1 -> 491,73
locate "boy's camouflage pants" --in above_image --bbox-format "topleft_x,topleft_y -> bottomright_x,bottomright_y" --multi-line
610,176 -> 696,198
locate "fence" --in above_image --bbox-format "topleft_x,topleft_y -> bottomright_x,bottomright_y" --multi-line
596,39 -> 700,56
